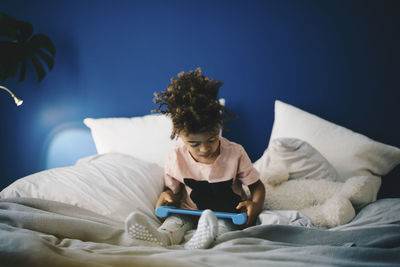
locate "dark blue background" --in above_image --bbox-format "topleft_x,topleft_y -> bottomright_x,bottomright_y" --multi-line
1,0 -> 399,197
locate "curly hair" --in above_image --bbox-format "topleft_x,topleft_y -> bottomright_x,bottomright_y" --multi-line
153,68 -> 233,139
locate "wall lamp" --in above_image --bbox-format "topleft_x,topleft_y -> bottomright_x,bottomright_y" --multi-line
0,85 -> 23,106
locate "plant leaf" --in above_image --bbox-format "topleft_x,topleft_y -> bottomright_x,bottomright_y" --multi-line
0,41 -> 19,80
30,54 -> 46,82
0,13 -> 18,40
18,59 -> 27,82
15,20 -> 33,42
0,14 -> 55,83
35,49 -> 54,70
30,34 -> 56,56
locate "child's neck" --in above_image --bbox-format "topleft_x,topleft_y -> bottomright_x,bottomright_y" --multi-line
190,142 -> 220,164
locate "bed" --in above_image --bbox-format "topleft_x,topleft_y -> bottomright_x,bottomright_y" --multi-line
1,100 -> 400,267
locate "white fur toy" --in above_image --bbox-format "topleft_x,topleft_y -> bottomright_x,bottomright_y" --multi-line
254,138 -> 379,228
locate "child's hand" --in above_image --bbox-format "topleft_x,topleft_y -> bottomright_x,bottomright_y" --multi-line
155,191 -> 175,208
236,200 -> 261,228
237,180 -> 265,228
155,189 -> 180,209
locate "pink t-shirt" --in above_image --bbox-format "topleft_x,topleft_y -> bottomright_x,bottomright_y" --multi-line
164,136 -> 260,211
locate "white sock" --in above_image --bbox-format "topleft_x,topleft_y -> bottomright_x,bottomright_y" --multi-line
125,211 -> 170,246
184,209 -> 218,249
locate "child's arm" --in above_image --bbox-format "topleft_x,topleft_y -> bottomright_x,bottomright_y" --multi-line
236,180 -> 265,228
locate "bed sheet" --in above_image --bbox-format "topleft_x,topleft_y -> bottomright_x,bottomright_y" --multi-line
1,197 -> 399,267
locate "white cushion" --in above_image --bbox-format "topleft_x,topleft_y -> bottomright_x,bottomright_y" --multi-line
268,100 -> 400,182
84,114 -> 177,168
0,153 -> 164,222
254,137 -> 340,183
83,99 -> 225,168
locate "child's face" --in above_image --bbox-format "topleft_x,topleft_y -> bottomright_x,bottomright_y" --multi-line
179,130 -> 220,164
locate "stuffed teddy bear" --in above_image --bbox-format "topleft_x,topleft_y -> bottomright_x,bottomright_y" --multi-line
254,138 -> 379,228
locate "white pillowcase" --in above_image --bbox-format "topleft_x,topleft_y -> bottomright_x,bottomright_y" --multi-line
269,100 -> 400,182
254,137 -> 340,183
84,114 -> 177,168
0,153 -> 164,222
83,99 -> 226,168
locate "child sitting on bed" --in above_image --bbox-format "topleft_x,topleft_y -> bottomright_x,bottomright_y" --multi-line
125,68 -> 265,249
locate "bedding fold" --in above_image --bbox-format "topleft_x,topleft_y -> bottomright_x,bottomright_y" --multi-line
1,197 -> 400,267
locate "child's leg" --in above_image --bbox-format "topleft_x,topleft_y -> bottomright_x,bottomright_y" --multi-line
158,214 -> 194,245
184,209 -> 218,249
216,218 -> 239,237
125,211 -> 193,246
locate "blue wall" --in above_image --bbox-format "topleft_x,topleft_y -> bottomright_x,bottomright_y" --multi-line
1,0 -> 400,196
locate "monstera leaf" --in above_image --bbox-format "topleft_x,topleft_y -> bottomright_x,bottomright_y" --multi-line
0,13 -> 55,82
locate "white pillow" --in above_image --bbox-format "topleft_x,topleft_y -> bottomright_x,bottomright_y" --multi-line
254,137 -> 340,183
84,114 -> 177,168
0,153 -> 164,222
83,99 -> 226,168
269,100 -> 400,181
